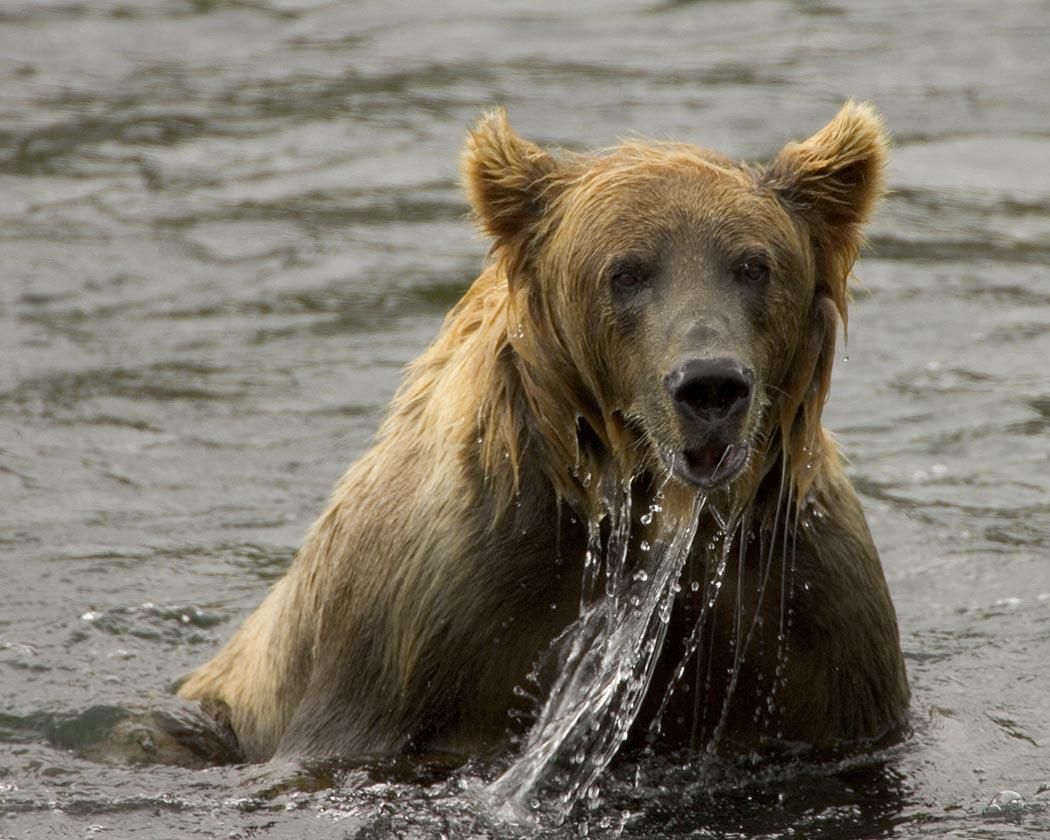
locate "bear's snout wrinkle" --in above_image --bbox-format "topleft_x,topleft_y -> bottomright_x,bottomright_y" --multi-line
665,357 -> 753,429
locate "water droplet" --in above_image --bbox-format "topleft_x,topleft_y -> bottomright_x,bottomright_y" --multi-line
633,569 -> 649,582
640,512 -> 653,525
690,581 -> 700,592
639,540 -> 651,552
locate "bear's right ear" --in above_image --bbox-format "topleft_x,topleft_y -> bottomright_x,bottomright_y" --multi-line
461,109 -> 560,251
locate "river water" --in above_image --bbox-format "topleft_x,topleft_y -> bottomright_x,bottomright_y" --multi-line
2,0 -> 1050,837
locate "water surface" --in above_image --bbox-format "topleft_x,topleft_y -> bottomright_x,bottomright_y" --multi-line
3,0 -> 1050,837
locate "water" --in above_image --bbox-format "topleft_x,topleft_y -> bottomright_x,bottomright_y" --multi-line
487,487 -> 707,822
3,0 -> 1050,837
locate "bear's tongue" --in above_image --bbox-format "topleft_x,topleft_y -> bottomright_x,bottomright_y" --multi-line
671,442 -> 748,489
684,444 -> 730,477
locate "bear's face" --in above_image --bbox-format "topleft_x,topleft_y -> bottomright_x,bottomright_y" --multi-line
463,105 -> 887,496
535,155 -> 816,490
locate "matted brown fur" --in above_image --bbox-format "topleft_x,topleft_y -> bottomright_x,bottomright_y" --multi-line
178,103 -> 909,763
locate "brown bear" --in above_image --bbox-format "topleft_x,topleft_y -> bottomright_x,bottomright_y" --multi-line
177,103 -> 909,765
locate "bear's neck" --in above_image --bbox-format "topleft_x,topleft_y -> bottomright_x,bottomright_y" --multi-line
370,264 -> 567,525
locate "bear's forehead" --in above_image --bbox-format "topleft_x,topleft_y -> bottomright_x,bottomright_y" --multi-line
542,160 -> 810,283
582,142 -> 745,184
562,146 -> 774,219
556,150 -> 792,251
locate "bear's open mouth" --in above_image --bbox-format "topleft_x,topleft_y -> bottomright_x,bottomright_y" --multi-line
669,442 -> 749,490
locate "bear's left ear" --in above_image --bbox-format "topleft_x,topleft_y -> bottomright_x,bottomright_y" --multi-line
766,101 -> 888,317
768,101 -> 888,230
461,109 -> 561,254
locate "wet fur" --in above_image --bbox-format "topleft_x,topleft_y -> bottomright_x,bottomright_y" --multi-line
178,103 -> 909,763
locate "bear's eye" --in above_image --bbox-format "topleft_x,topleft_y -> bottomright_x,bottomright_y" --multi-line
609,260 -> 652,295
734,255 -> 771,284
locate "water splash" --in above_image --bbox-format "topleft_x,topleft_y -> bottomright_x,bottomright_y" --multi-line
486,482 -> 706,822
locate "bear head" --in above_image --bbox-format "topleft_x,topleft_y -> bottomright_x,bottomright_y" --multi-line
462,104 -> 887,515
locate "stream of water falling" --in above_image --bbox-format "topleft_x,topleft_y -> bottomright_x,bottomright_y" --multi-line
485,483 -> 734,824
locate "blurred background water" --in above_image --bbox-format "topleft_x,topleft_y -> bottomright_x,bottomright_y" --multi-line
2,0 -> 1050,837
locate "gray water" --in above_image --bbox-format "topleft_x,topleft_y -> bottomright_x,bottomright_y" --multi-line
2,0 -> 1050,837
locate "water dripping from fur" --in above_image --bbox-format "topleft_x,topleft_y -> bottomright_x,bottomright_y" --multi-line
646,461 -> 802,757
485,480 -> 706,823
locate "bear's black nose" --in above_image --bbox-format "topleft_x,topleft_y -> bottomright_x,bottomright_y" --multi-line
665,358 -> 753,425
